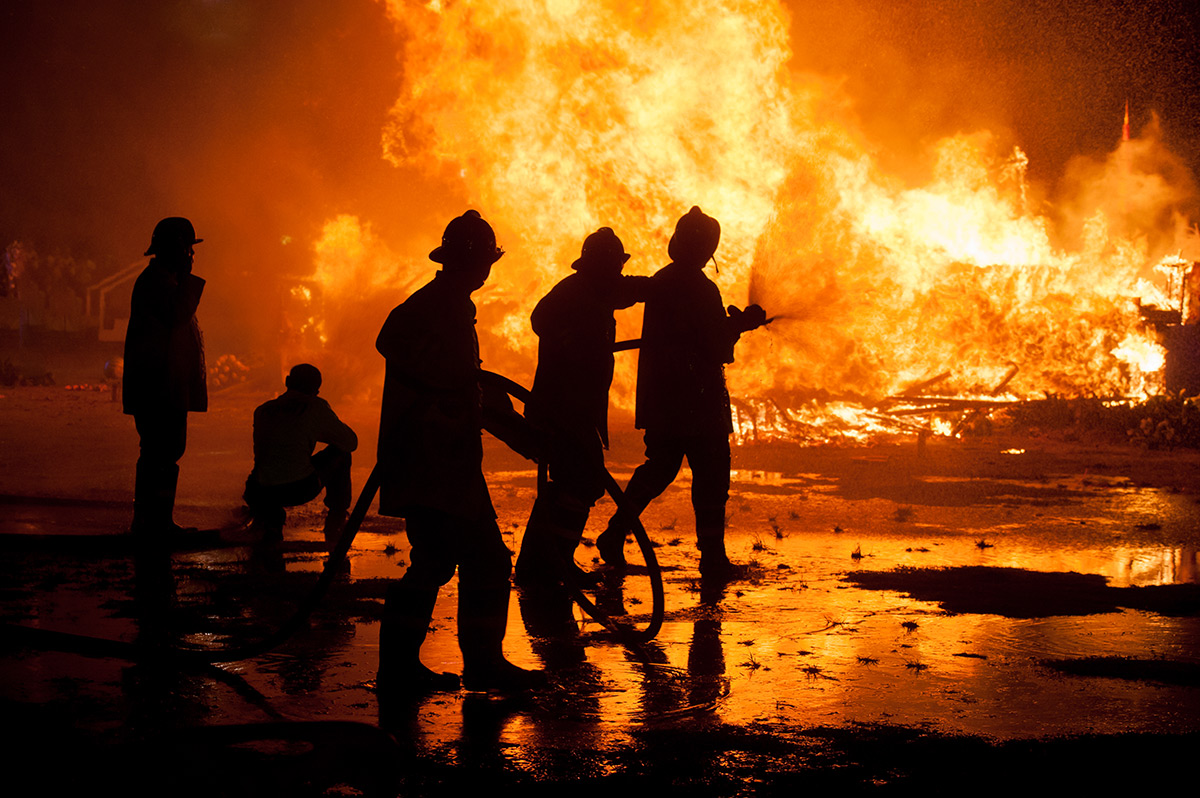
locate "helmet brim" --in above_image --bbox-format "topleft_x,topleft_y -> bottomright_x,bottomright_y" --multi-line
571,251 -> 630,271
430,245 -> 504,266
144,237 -> 203,257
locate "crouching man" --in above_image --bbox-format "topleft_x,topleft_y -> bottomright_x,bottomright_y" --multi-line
243,363 -> 358,549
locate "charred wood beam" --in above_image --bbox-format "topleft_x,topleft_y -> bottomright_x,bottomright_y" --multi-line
951,364 -> 1021,435
863,412 -> 929,434
988,365 -> 1020,396
884,398 -> 1019,415
895,371 -> 952,398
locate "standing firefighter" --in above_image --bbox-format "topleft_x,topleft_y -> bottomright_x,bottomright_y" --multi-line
597,206 -> 766,581
123,217 -> 207,540
514,227 -> 651,590
375,210 -> 544,696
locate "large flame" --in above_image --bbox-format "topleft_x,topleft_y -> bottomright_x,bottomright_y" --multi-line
301,0 -> 1197,439
747,130 -> 1176,404
374,0 -> 807,408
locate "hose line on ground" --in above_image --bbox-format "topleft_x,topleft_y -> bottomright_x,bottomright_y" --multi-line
482,370 -> 665,643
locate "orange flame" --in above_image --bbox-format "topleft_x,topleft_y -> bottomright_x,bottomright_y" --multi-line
301,1 -> 1196,438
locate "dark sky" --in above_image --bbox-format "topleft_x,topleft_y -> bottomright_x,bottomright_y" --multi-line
3,0 -> 1198,275
787,0 -> 1200,185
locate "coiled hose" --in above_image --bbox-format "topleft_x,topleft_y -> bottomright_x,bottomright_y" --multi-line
483,370 -> 664,643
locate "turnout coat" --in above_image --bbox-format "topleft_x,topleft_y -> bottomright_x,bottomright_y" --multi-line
528,271 -> 651,448
634,262 -> 740,437
375,273 -> 494,522
122,259 -> 207,415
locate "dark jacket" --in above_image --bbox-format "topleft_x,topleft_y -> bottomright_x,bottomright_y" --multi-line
252,390 -> 358,486
122,260 -> 207,415
635,262 -> 741,436
375,272 -> 493,521
528,272 -> 651,448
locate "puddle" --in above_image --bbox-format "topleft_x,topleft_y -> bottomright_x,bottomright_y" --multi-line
3,437 -> 1200,790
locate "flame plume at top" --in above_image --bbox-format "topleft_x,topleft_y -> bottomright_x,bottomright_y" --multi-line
382,0 -> 800,275
376,0 -> 805,396
318,0 -> 1198,424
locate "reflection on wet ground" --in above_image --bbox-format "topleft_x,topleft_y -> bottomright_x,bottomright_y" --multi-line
4,438 -> 1200,792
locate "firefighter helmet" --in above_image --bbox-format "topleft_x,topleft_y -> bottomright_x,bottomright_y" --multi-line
144,217 -> 202,257
429,210 -> 504,267
572,227 -> 630,272
667,206 -> 720,265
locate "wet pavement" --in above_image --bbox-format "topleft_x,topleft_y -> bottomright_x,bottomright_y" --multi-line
3,385 -> 1200,794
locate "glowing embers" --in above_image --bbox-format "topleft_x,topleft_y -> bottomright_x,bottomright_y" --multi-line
731,397 -> 891,445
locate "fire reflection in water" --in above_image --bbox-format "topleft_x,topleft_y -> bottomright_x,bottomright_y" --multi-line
333,456 -> 1200,746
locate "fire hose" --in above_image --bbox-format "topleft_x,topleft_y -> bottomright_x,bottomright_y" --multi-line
482,370 -> 664,644
2,370 -> 663,663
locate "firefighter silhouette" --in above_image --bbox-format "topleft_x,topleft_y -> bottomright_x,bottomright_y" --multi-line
375,210 -> 545,696
514,227 -> 651,591
597,207 -> 766,582
242,364 -> 357,550
122,217 -> 207,541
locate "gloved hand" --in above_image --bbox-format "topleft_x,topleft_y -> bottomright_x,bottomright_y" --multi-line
728,304 -> 767,332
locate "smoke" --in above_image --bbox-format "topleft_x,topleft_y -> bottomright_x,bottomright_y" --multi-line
0,0 -> 435,363
782,0 -> 1200,186
1056,114 -> 1199,260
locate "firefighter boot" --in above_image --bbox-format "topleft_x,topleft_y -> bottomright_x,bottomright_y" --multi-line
459,585 -> 547,693
595,514 -> 629,569
513,499 -> 561,588
131,459 -> 157,538
249,505 -> 285,544
697,524 -> 746,583
323,508 -> 348,554
377,584 -> 460,699
160,464 -> 199,538
133,463 -> 196,545
547,492 -> 603,587
515,497 -> 599,589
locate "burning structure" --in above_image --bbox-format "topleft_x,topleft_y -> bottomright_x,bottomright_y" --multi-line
4,1 -> 1199,442
283,0 -> 1199,444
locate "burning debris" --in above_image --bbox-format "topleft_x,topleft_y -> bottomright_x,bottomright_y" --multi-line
271,1 -> 1199,447
6,2 -> 1196,449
